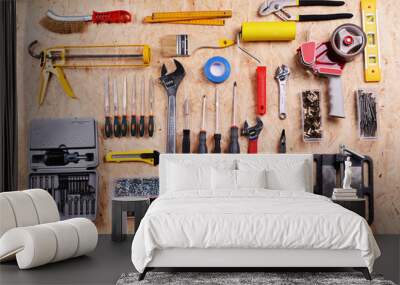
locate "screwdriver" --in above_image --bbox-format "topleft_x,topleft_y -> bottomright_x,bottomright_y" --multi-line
198,95 -> 208,154
228,81 -> 240,153
131,75 -> 138,137
113,78 -> 121,137
182,86 -> 191,153
212,87 -> 221,153
104,76 -> 112,138
148,77 -> 155,137
121,76 -> 128,136
139,75 -> 145,137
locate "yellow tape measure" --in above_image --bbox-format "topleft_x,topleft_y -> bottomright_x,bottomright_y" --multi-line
361,0 -> 381,82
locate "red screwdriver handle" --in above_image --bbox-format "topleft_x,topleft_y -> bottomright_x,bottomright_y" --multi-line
92,10 -> 132,24
248,139 -> 258,154
256,66 -> 267,116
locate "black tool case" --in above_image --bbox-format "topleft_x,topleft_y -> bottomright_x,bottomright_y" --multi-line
29,118 -> 99,221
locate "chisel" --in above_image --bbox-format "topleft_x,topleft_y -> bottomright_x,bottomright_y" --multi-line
148,77 -> 155,137
113,79 -> 121,137
198,95 -> 208,153
121,76 -> 128,136
131,75 -> 138,137
182,87 -> 191,153
228,81 -> 240,153
104,76 -> 112,138
212,87 -> 221,153
139,75 -> 145,137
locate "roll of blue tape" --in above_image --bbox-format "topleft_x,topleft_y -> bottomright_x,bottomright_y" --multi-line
203,56 -> 231,84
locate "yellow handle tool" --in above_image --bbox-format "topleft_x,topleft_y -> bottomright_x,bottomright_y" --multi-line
143,16 -> 225,26
105,150 -> 160,166
150,10 -> 232,20
361,0 -> 381,82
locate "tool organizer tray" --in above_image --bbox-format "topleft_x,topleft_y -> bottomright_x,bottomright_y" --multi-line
28,118 -> 99,221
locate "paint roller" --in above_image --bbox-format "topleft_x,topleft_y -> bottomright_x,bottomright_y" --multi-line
236,22 -> 295,116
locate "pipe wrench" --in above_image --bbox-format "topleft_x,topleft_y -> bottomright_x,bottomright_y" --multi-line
159,60 -> 186,153
275,65 -> 290,120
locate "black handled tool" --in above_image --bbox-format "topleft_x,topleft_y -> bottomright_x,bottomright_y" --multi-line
148,77 -> 155,137
182,87 -> 191,153
121,76 -> 128,136
139,76 -> 145,137
198,95 -> 208,153
212,87 -> 222,153
228,82 -> 240,153
104,76 -> 112,138
279,129 -> 286,153
113,79 -> 121,137
131,75 -> 138,137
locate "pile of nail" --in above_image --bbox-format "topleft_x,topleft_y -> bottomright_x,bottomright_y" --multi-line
357,89 -> 377,138
114,177 -> 159,197
302,90 -> 322,140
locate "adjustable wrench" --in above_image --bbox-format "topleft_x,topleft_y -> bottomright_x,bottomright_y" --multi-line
275,65 -> 290,120
159,59 -> 185,153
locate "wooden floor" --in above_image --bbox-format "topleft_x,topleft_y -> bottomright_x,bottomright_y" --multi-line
0,235 -> 398,285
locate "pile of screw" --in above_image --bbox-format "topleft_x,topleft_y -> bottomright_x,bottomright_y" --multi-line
357,89 -> 377,138
302,90 -> 322,140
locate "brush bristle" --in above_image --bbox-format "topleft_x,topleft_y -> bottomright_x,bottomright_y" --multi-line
39,16 -> 86,34
161,35 -> 180,57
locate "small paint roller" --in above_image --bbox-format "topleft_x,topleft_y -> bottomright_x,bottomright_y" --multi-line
240,22 -> 296,42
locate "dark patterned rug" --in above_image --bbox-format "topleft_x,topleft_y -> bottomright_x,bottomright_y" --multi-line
116,271 -> 396,285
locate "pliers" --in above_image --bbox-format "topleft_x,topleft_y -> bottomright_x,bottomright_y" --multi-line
259,0 -> 353,22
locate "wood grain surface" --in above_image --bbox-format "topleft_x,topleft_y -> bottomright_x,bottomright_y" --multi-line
16,0 -> 399,234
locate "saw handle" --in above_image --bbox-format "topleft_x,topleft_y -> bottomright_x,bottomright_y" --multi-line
92,10 -> 132,24
248,139 -> 258,154
256,66 -> 267,115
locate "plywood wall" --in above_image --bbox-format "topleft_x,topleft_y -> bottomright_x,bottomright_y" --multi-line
16,0 -> 400,234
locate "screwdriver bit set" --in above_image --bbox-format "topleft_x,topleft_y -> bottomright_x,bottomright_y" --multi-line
29,118 -> 99,220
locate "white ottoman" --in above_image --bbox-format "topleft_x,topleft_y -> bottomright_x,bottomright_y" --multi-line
0,189 -> 98,269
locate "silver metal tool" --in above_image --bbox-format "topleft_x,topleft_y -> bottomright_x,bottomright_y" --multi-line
182,86 -> 191,153
139,75 -> 145,137
148,77 -> 155,137
121,76 -> 128,136
131,74 -> 138,136
275,65 -> 290,120
258,0 -> 353,22
213,87 -> 222,153
113,78 -> 121,137
104,76 -> 112,137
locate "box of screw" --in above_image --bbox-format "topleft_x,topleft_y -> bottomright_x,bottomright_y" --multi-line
301,90 -> 323,142
29,118 -> 99,221
356,89 -> 378,140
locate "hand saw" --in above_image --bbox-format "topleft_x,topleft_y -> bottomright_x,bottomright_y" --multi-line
105,150 -> 160,166
28,41 -> 151,105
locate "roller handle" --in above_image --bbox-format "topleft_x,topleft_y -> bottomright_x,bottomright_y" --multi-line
139,115 -> 145,137
121,115 -> 128,136
148,115 -> 154,137
299,13 -> 353,21
256,66 -> 267,116
131,115 -> 137,136
198,131 -> 208,154
113,116 -> 121,137
248,139 -> 258,154
105,116 -> 113,138
213,133 -> 222,153
299,0 -> 345,6
182,129 -> 191,153
92,10 -> 132,24
328,76 -> 345,118
228,127 -> 240,154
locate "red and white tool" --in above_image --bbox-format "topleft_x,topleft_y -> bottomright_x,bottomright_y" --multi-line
298,24 -> 366,118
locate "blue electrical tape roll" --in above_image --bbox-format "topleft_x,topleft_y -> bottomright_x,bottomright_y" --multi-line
203,56 -> 231,84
